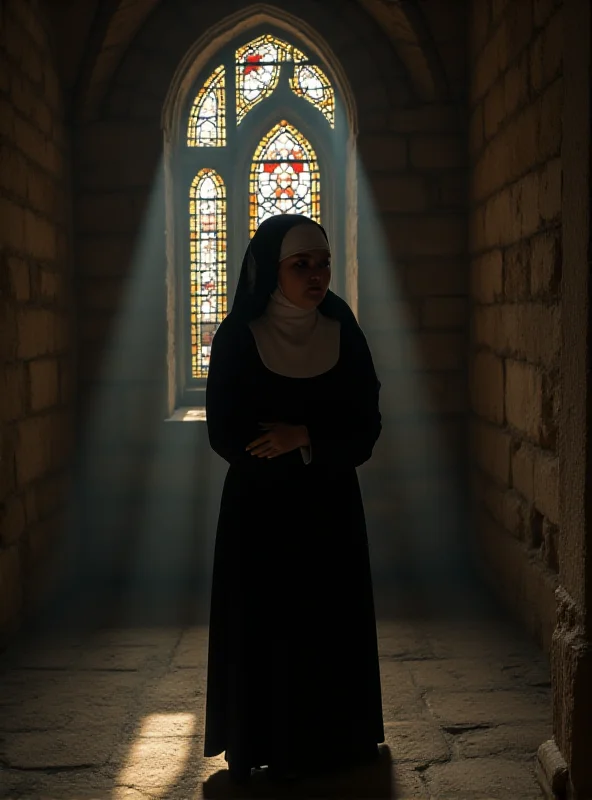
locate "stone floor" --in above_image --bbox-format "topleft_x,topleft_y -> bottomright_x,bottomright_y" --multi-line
0,593 -> 551,800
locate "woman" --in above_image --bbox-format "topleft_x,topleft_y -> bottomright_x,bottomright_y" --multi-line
203,214 -> 384,783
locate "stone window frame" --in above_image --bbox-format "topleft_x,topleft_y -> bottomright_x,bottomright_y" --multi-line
162,6 -> 359,419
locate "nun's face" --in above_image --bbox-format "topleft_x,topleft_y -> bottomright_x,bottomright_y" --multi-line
277,249 -> 331,309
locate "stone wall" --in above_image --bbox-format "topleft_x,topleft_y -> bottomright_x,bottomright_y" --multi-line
468,0 -> 562,650
74,0 -> 470,590
0,0 -> 74,642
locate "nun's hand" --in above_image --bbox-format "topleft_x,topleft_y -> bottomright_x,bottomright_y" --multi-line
246,423 -> 310,458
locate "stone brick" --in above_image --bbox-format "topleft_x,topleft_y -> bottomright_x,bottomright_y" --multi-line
405,260 -> 466,297
389,105 -> 463,133
472,419 -> 511,484
504,240 -> 530,300
473,304 -> 560,368
0,495 -> 26,546
505,359 -> 544,441
470,249 -> 503,303
418,332 -> 465,370
15,416 -> 54,486
386,216 -> 466,258
534,0 -> 561,27
541,517 -> 559,572
469,0 -> 491,63
0,196 -> 26,252
481,478 -> 529,541
471,350 -> 504,424
532,7 -> 563,94
17,309 -> 57,359
0,364 -> 26,422
0,145 -> 28,199
504,51 -> 529,117
409,135 -> 465,170
538,78 -> 562,163
539,157 -> 561,222
512,441 -> 536,501
483,79 -> 505,141
533,451 -> 559,524
8,256 -> 31,301
371,175 -> 429,213
472,24 -> 506,102
503,0 -> 534,65
421,297 -> 467,329
531,229 -> 561,297
358,134 -> 407,171
0,546 -> 22,633
24,210 -> 57,262
29,359 -> 59,412
469,103 -> 484,157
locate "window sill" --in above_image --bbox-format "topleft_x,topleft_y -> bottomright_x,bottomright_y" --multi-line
165,406 -> 207,423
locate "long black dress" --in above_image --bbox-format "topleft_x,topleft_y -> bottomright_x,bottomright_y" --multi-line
203,305 -> 385,772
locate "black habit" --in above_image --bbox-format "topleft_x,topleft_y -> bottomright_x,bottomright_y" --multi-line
203,215 -> 385,773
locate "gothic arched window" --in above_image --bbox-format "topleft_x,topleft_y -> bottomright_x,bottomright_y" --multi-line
175,29 -> 344,402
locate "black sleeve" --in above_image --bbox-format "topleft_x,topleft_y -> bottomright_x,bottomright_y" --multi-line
205,318 -> 257,465
305,324 -> 382,469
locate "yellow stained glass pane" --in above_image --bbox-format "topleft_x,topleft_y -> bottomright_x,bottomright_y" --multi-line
290,63 -> 335,128
249,120 -> 320,237
187,65 -> 226,147
189,169 -> 227,378
236,34 -> 307,124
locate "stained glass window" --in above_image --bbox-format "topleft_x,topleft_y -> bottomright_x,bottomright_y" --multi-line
189,169 -> 227,378
187,65 -> 226,146
290,64 -> 335,128
249,120 -> 320,236
236,34 -> 307,124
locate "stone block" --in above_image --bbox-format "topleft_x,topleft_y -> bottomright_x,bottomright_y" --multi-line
16,308 -> 57,359
418,331 -> 465,370
405,259 -> 466,296
425,757 -> 548,797
421,297 -> 467,329
504,50 -> 529,117
531,228 -> 561,296
0,144 -> 28,199
483,79 -> 505,141
539,157 -> 561,222
409,134 -> 465,170
384,720 -> 449,765
371,174 -> 429,213
541,517 -> 559,572
472,418 -> 511,484
0,546 -> 21,633
358,134 -> 407,171
504,240 -> 529,300
504,0 -> 534,65
470,249 -> 503,303
472,303 -> 560,368
533,450 -> 559,524
0,196 -> 26,252
469,0 -> 491,64
15,415 -> 54,485
0,363 -> 26,421
24,209 -> 57,262
389,104 -> 463,134
29,358 -> 60,411
0,495 -> 26,547
472,25 -> 505,103
7,256 -> 31,301
471,350 -> 504,424
505,359 -> 544,441
512,441 -> 536,501
469,103 -> 484,157
538,78 -> 562,162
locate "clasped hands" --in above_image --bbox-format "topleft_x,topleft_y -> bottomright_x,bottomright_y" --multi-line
246,422 -> 310,459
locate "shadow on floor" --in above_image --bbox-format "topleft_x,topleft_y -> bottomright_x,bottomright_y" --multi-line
202,746 -> 394,798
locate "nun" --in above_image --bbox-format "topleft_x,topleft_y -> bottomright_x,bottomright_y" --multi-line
203,214 -> 384,783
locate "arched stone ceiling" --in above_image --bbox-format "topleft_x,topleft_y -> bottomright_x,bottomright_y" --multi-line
47,0 -> 447,119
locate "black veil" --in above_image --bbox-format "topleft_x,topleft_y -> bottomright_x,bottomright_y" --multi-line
230,214 -> 356,327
